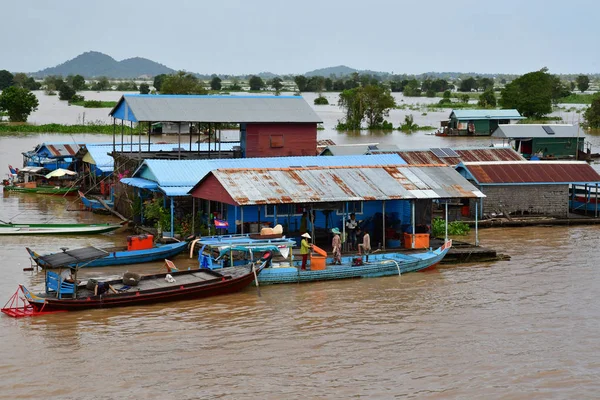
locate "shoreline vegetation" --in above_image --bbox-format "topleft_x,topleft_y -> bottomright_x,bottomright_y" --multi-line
0,123 -> 134,134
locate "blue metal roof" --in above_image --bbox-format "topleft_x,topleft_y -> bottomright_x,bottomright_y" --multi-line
124,154 -> 405,197
83,142 -> 240,173
120,177 -> 159,190
450,109 -> 524,120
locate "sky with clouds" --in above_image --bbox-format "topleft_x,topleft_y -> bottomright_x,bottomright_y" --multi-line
2,0 -> 598,75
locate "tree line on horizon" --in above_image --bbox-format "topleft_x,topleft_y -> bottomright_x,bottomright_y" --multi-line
1,67 -> 599,128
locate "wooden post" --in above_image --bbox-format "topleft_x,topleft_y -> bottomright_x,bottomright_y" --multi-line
382,200 -> 386,250
170,198 -> 175,238
411,200 -> 416,249
120,120 -> 124,152
445,201 -> 449,242
475,200 -> 479,246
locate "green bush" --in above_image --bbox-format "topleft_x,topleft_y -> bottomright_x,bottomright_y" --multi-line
314,96 -> 329,105
432,218 -> 470,237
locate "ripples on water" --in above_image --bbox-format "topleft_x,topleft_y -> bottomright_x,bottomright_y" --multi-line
1,146 -> 600,397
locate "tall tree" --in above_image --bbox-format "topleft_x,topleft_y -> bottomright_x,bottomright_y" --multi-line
139,83 -> 150,94
576,75 -> 590,93
153,74 -> 167,92
210,76 -> 222,91
583,95 -> 600,128
403,79 -> 421,96
71,75 -> 86,91
499,68 -> 554,118
362,85 -> 396,128
161,71 -> 206,95
0,70 -> 14,90
58,84 -> 76,101
459,77 -> 478,92
0,86 -> 39,122
477,89 -> 497,108
294,75 -> 307,92
91,76 -> 110,91
248,75 -> 265,91
269,77 -> 283,94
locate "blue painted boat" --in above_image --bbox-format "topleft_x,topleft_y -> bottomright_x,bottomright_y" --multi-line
200,240 -> 452,285
27,241 -> 189,268
78,191 -> 114,212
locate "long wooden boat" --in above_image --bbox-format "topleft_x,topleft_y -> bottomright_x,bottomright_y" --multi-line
2,251 -> 268,316
2,184 -> 79,195
200,240 -> 452,285
26,241 -> 189,268
0,222 -> 123,235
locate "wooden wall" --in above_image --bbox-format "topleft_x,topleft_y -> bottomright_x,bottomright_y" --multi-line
244,123 -> 317,158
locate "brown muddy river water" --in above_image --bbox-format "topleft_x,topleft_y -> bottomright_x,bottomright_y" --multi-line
1,112 -> 600,398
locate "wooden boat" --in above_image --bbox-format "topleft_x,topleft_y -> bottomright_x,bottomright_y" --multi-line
0,222 -> 123,235
2,183 -> 79,195
26,240 -> 189,268
200,240 -> 452,285
78,191 -> 114,212
2,247 -> 268,316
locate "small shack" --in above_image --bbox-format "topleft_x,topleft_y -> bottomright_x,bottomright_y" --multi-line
22,143 -> 82,171
395,147 -> 525,166
492,124 -> 586,159
455,161 -> 600,218
439,109 -> 524,136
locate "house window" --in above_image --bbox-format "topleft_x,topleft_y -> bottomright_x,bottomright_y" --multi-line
336,201 -> 363,215
265,204 -> 302,217
270,135 -> 284,148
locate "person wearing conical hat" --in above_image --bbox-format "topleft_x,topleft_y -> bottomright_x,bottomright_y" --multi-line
300,232 -> 312,270
331,228 -> 342,265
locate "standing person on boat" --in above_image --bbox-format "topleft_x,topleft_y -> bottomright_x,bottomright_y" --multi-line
300,232 -> 312,270
357,228 -> 371,261
346,213 -> 358,251
331,228 -> 342,265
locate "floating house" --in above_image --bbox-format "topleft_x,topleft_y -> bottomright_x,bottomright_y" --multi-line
121,154 -> 405,236
109,94 -> 322,159
437,109 -> 524,136
22,143 -> 82,171
394,147 -> 525,166
319,143 -> 401,156
455,161 -> 600,218
189,164 -> 485,249
492,124 -> 587,160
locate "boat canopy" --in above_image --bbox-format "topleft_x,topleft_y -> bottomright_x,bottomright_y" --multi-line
38,246 -> 109,269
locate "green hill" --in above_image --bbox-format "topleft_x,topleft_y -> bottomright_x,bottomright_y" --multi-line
32,51 -> 175,79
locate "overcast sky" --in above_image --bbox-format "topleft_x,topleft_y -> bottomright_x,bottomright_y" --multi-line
2,0 -> 598,75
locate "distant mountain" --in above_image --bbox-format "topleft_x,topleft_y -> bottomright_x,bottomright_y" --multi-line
32,51 -> 175,79
305,65 -> 358,77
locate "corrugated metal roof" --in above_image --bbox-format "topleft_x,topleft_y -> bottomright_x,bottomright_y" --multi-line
451,109 -> 524,120
24,143 -> 83,158
110,94 -> 323,123
397,147 -> 525,166
83,142 -> 239,173
319,144 -> 401,156
457,161 -> 600,185
492,124 -> 583,138
136,154 -> 406,188
205,165 -> 484,205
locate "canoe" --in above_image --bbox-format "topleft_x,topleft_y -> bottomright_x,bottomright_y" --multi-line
0,222 -> 123,235
27,241 -> 189,268
199,240 -> 452,285
2,259 -> 268,315
3,184 -> 79,195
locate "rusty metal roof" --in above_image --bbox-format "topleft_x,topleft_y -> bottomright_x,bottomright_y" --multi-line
204,165 -> 485,205
23,143 -> 83,158
396,147 -> 524,166
457,161 -> 600,185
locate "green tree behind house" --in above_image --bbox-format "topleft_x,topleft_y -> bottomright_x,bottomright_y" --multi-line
0,70 -> 14,90
499,68 -> 554,118
0,86 -> 39,122
210,76 -> 222,91
584,95 -> 600,128
248,76 -> 265,91
139,83 -> 150,94
161,71 -> 206,95
153,74 -> 167,92
477,89 -> 497,108
576,75 -> 590,93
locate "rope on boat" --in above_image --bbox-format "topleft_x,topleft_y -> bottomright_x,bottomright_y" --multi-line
366,259 -> 402,276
